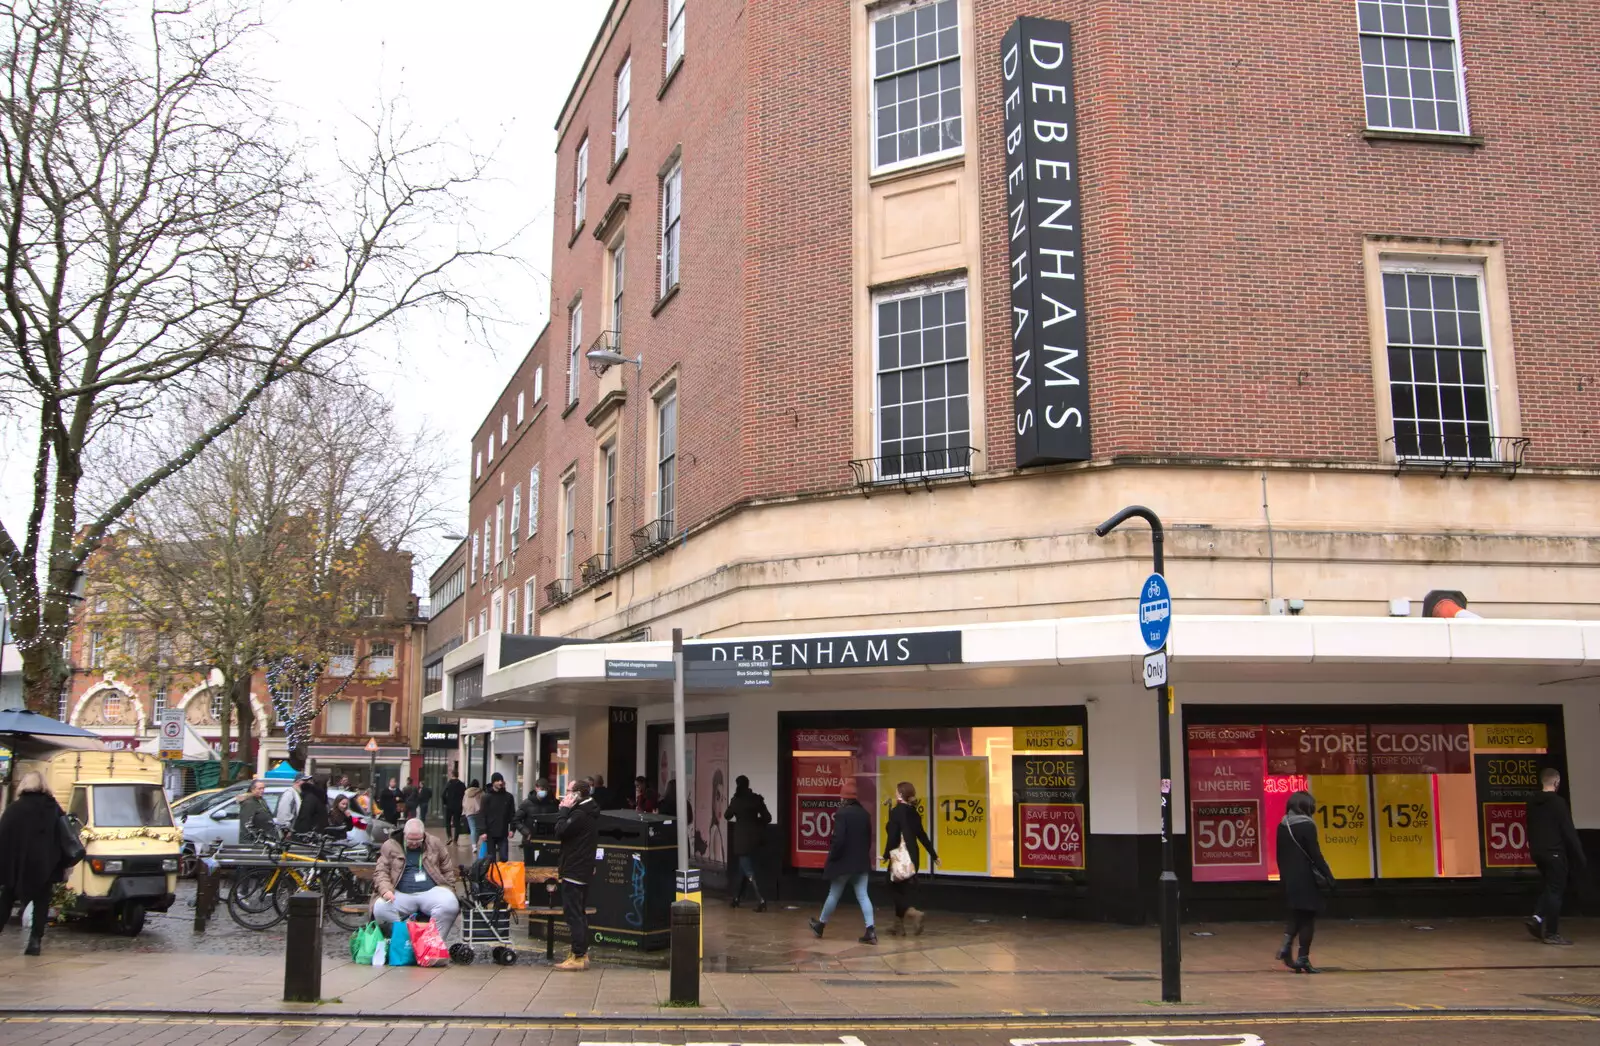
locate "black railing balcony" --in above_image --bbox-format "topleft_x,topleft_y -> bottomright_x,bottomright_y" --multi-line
587,330 -> 624,373
631,516 -> 675,556
1386,435 -> 1530,477
579,553 -> 615,585
543,578 -> 573,607
849,445 -> 978,493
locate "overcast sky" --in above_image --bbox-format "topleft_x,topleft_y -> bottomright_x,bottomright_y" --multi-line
0,0 -> 608,585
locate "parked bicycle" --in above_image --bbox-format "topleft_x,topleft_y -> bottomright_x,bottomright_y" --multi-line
226,831 -> 375,932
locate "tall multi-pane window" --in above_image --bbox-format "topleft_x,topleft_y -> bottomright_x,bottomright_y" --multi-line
523,579 -> 538,633
614,59 -> 632,160
103,689 -> 123,720
505,586 -> 518,636
666,0 -> 686,71
482,518 -> 492,575
574,137 -> 589,228
494,499 -> 505,564
1357,0 -> 1468,134
488,432 -> 495,462
367,700 -> 393,734
90,630 -> 105,669
600,441 -> 618,561
533,366 -> 544,403
656,389 -> 677,524
561,475 -> 578,583
610,241 -> 626,337
1383,264 -> 1494,460
872,0 -> 963,172
568,301 -> 583,406
152,680 -> 168,720
474,450 -> 482,479
528,465 -> 541,537
510,484 -> 521,551
874,281 -> 970,478
660,164 -> 682,293
470,531 -> 480,583
517,390 -> 525,423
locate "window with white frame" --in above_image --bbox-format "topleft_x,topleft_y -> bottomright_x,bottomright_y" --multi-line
568,301 -> 583,406
528,465 -> 541,537
561,474 -> 577,582
600,440 -> 618,561
614,59 -> 632,160
523,579 -> 538,633
1382,262 -> 1494,460
494,499 -> 505,564
501,414 -> 509,443
210,689 -> 225,721
90,630 -> 105,668
478,609 -> 488,635
329,641 -> 356,677
366,700 -> 393,735
368,641 -> 396,677
470,531 -> 480,583
656,388 -> 677,524
667,0 -> 686,72
575,136 -> 589,228
102,689 -> 123,720
325,699 -> 354,735
482,517 -> 492,575
534,366 -> 544,403
874,280 -> 971,477
660,163 -> 682,294
872,0 -> 963,172
474,450 -> 482,479
488,432 -> 495,462
610,239 -> 626,337
490,588 -> 503,632
510,484 -> 522,551
152,679 -> 168,719
505,586 -> 518,636
517,390 -> 526,424
1357,0 -> 1468,134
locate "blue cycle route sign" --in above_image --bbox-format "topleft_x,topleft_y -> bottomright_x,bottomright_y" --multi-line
1138,573 -> 1171,651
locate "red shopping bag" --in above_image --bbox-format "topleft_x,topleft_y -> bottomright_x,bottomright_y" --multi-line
408,918 -> 450,967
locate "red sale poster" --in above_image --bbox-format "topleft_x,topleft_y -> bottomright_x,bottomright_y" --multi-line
790,753 -> 852,868
1482,802 -> 1534,869
1018,803 -> 1085,870
1187,725 -> 1266,882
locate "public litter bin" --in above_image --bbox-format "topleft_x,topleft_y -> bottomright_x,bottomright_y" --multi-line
586,811 -> 678,950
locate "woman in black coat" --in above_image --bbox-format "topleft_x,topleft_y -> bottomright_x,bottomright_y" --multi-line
724,775 -> 772,910
1276,789 -> 1335,973
882,780 -> 938,936
292,777 -> 330,836
0,772 -> 73,956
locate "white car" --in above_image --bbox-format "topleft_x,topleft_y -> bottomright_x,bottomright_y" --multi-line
180,787 -> 373,857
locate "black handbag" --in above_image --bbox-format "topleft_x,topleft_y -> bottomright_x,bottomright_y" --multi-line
1289,825 -> 1332,891
57,814 -> 86,867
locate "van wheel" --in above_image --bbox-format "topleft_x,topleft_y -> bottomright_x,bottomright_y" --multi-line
115,902 -> 146,937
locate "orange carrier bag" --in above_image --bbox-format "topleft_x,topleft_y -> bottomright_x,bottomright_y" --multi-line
494,861 -> 527,910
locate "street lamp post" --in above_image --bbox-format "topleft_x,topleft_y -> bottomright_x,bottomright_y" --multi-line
365,737 -> 378,794
1094,504 -> 1181,1004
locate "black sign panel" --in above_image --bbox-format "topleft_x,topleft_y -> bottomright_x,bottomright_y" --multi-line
685,661 -> 773,689
1003,18 -> 1090,466
420,719 -> 459,749
606,660 -> 675,680
684,630 -> 961,670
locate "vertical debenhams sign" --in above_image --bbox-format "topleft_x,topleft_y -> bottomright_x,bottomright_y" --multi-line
1003,18 -> 1090,467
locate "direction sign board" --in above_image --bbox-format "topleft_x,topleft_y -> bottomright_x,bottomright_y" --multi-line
1143,650 -> 1168,690
606,659 -> 675,681
684,660 -> 772,689
1138,572 -> 1172,651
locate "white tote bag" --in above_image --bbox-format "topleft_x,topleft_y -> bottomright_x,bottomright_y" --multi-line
887,842 -> 915,882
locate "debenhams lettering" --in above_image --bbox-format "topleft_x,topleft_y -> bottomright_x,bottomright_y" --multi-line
1002,17 -> 1091,467
685,630 -> 961,670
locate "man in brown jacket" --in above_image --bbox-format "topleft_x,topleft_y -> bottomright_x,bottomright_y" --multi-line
370,819 -> 460,939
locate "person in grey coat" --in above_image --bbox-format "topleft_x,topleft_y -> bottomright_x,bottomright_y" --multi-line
1275,789 -> 1335,973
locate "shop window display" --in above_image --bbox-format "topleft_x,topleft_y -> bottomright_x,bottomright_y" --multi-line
1186,721 -> 1554,883
786,722 -> 1086,880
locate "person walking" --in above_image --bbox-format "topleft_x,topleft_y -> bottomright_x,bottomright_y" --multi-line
292,775 -> 330,837
378,778 -> 403,825
0,771 -> 77,956
724,775 -> 771,911
809,778 -> 876,943
416,780 -> 434,824
882,780 -> 938,936
274,774 -> 304,827
442,771 -> 467,843
238,779 -> 280,845
478,773 -> 517,862
1526,767 -> 1588,945
1276,789 -> 1335,973
463,779 -> 483,849
371,819 -> 461,939
401,778 -> 421,821
553,778 -> 602,970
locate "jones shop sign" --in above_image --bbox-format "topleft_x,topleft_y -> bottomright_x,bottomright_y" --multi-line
1002,17 -> 1090,467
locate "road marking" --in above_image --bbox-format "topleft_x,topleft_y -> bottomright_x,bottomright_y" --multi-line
580,1038 -> 867,1046
1016,1038 -> 1264,1046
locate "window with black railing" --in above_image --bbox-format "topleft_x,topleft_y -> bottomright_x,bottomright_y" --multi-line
544,578 -> 573,607
632,515 -> 674,556
874,281 -> 971,480
579,553 -> 614,585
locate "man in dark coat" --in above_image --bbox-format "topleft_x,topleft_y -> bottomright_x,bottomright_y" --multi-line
552,778 -> 602,971
478,772 -> 518,862
1526,767 -> 1588,945
442,771 -> 467,842
1275,789 -> 1335,973
401,778 -> 421,820
292,776 -> 330,836
0,771 -> 74,956
809,778 -> 876,943
724,775 -> 771,910
238,779 -> 280,846
377,778 -> 403,824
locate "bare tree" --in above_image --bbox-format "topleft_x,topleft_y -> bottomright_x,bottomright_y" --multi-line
0,0 -> 490,714
88,371 -> 446,771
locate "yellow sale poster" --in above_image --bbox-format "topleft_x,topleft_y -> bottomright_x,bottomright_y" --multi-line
877,757 -> 929,856
1374,774 -> 1437,878
933,756 -> 990,875
1305,773 -> 1374,880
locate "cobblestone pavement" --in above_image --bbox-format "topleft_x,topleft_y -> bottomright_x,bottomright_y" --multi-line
2,1014 -> 1599,1046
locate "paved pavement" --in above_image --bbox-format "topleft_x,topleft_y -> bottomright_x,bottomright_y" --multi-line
1,888 -> 1598,1021
2,1014 -> 1599,1046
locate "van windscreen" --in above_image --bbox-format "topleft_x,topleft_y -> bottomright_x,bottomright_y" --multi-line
93,784 -> 173,828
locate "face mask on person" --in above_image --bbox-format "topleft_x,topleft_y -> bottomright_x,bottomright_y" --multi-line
536,789 -> 548,799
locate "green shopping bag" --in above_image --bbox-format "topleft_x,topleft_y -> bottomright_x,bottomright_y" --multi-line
350,921 -> 384,965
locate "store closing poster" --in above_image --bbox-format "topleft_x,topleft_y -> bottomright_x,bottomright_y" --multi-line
1013,749 -> 1086,872
1473,724 -> 1546,871
1186,726 -> 1266,882
790,730 -> 857,869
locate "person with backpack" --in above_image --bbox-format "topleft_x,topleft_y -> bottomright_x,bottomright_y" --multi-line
1276,789 -> 1335,973
724,775 -> 772,911
882,780 -> 937,935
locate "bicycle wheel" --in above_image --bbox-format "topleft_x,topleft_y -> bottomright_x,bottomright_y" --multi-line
270,869 -> 312,919
227,869 -> 286,930
325,870 -> 374,931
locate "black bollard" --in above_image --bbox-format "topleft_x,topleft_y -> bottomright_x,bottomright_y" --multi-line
192,865 -> 219,933
668,899 -> 701,1005
283,891 -> 324,1003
